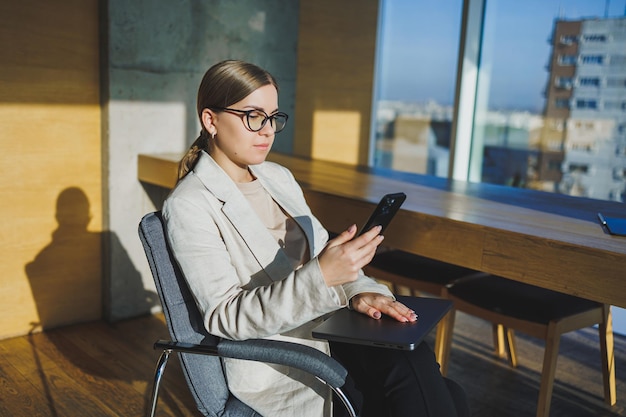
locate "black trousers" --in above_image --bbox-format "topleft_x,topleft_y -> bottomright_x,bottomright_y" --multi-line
330,341 -> 469,417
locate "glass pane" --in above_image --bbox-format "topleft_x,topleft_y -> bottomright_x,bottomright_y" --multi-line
372,0 -> 463,176
471,0 -> 626,202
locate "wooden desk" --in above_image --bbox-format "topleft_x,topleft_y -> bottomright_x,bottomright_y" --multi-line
138,152 -> 626,308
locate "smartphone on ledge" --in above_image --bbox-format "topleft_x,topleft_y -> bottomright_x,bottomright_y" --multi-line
358,192 -> 406,236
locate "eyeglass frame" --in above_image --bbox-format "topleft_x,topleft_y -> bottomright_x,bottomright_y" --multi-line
210,106 -> 289,133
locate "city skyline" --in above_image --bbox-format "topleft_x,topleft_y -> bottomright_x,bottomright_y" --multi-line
377,0 -> 626,112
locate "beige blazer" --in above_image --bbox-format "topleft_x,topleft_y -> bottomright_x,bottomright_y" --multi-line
162,152 -> 392,417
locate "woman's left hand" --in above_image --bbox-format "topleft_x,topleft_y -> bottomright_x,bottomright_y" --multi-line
350,292 -> 418,322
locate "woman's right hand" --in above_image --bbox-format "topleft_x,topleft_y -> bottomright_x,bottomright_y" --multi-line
317,224 -> 384,287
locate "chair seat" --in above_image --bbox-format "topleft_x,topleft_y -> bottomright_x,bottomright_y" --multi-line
447,275 -> 601,324
368,250 -> 479,285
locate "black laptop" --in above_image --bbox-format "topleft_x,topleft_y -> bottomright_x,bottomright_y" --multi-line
312,295 -> 452,351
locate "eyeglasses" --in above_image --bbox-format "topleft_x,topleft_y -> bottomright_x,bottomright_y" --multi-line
212,107 -> 289,133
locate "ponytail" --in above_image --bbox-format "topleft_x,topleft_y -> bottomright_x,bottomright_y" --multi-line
177,130 -> 210,180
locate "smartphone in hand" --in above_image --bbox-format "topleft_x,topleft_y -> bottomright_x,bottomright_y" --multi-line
358,192 -> 406,236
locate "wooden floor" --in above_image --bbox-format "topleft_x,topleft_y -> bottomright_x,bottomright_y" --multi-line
1,311 -> 625,417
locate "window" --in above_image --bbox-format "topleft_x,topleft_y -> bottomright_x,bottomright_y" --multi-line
581,54 -> 604,65
575,99 -> 598,109
607,77 -> 626,87
573,121 -> 595,131
555,76 -> 573,89
583,34 -> 607,42
578,77 -> 600,87
610,55 -> 626,66
371,0 -> 462,176
464,0 -> 626,200
548,160 -> 562,171
371,0 -> 626,203
568,163 -> 589,173
560,34 -> 578,44
604,101 -> 621,110
570,142 -> 593,152
370,5 -> 626,341
559,54 -> 577,65
555,98 -> 570,109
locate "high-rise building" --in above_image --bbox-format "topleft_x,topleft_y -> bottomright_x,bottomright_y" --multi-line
544,17 -> 626,201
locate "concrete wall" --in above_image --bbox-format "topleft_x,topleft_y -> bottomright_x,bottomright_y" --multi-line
103,0 -> 300,320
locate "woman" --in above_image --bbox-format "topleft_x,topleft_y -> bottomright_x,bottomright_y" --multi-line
163,60 -> 468,417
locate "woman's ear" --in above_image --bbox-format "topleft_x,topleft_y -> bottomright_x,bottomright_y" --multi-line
201,108 -> 217,136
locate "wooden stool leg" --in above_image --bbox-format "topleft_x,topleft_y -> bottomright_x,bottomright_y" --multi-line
436,308 -> 456,377
492,324 -> 506,358
492,325 -> 518,367
536,322 -> 560,417
599,304 -> 617,406
505,328 -> 518,368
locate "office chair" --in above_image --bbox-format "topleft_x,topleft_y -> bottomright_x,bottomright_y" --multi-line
138,211 -> 357,417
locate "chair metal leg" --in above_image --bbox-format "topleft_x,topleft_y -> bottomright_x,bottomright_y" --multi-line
331,386 -> 358,417
148,349 -> 172,417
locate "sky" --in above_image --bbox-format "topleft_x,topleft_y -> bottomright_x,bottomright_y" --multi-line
377,0 -> 626,112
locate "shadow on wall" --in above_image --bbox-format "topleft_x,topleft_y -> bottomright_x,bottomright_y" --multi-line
25,187 -> 157,331
22,188 -> 180,416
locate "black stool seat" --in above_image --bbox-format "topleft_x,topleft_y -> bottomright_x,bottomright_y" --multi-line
441,274 -> 615,417
447,275 -> 601,324
364,250 -> 483,375
368,251 -> 479,285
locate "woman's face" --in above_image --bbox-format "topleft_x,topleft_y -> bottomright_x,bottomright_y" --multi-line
204,84 -> 279,181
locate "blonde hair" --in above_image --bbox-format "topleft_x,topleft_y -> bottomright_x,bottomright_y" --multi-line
177,60 -> 278,180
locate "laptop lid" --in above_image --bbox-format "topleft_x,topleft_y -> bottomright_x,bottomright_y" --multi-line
312,295 -> 452,351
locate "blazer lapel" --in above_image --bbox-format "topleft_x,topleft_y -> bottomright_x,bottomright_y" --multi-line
193,153 -> 295,280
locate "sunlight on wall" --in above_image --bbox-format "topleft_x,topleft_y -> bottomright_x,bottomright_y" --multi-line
312,110 -> 361,164
0,103 -> 102,337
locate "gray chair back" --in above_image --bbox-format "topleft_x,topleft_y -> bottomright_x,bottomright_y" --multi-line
139,211 -> 259,416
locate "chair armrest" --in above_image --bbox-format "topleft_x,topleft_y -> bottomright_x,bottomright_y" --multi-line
154,339 -> 348,389
219,338 -> 348,388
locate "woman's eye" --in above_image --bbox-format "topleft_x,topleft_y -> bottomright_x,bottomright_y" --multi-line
248,111 -> 264,120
